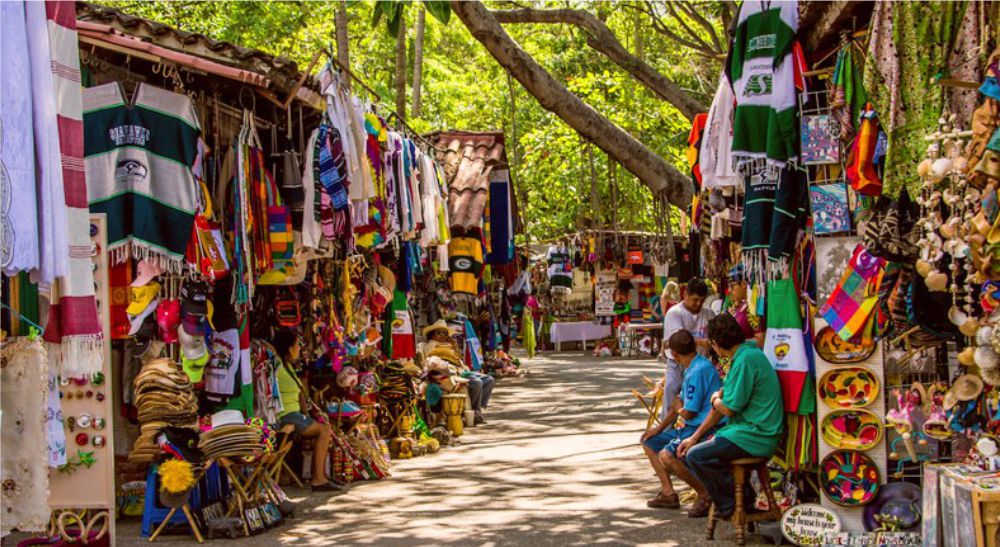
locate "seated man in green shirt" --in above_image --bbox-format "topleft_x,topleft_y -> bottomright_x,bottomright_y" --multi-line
677,314 -> 784,519
273,330 -> 340,492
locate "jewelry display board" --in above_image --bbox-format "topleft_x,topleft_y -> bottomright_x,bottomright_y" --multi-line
814,317 -> 888,533
48,215 -> 117,534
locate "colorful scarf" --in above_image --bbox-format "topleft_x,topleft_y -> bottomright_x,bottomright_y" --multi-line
820,244 -> 886,341
42,1 -> 103,376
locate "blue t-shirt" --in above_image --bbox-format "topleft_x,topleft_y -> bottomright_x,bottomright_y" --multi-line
682,354 -> 723,427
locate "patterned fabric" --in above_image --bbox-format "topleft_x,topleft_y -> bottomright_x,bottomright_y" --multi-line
2,337 -> 51,535
42,0 -> 104,377
820,244 -> 886,341
83,82 -> 201,271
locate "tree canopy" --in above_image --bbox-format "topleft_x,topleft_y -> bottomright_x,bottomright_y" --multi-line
106,0 -> 729,241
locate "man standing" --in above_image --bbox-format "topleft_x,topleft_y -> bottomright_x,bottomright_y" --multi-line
640,330 -> 722,514
656,278 -> 714,423
678,314 -> 784,519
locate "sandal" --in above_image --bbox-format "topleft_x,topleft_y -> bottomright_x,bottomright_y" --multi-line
688,496 -> 712,518
647,491 -> 680,509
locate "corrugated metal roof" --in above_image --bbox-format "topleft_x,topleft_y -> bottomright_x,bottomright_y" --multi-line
427,131 -> 508,232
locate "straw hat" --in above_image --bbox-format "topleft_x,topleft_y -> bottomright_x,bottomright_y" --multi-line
422,319 -> 457,339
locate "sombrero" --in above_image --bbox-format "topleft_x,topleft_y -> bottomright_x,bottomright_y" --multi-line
944,374 -> 984,410
422,319 -> 457,339
863,481 -> 921,531
815,326 -> 876,364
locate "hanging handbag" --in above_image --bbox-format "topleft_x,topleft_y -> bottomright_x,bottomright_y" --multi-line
187,181 -> 230,281
846,103 -> 883,196
265,164 -> 294,269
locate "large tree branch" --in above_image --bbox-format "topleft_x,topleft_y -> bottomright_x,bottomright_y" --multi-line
625,2 -> 719,58
674,1 -> 723,53
452,0 -> 693,209
491,7 -> 704,120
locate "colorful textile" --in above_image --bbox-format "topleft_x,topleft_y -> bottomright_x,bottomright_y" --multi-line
846,104 -> 883,196
820,244 -> 886,341
763,279 -> 810,413
84,82 -> 201,271
486,177 -> 514,264
42,0 -> 103,376
686,112 -> 709,187
448,236 -> 483,295
740,166 -> 808,285
522,312 -> 536,359
390,290 -> 416,359
728,0 -> 800,167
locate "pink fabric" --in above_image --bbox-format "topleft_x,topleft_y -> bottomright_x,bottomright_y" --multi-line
42,1 -> 103,376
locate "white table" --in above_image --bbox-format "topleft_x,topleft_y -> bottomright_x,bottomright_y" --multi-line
549,321 -> 612,351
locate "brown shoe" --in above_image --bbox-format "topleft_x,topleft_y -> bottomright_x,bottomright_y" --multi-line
688,496 -> 712,518
647,492 -> 680,509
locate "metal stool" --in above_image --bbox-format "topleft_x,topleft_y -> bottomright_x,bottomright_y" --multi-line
706,457 -> 782,546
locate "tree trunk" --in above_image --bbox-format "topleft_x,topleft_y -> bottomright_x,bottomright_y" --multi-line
453,0 -> 693,209
335,1 -> 350,90
395,13 -> 407,121
411,8 -> 425,118
491,8 -> 704,120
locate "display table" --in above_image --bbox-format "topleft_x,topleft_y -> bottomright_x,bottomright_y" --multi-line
549,322 -> 612,351
619,322 -> 664,358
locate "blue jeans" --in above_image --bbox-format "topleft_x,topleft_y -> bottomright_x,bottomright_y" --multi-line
465,372 -> 495,411
684,435 -> 753,514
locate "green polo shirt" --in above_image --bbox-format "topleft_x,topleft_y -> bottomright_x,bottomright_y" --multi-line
717,341 -> 784,457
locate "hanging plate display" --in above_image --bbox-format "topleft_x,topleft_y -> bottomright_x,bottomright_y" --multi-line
815,326 -> 876,363
821,409 -> 884,450
820,367 -> 880,408
820,450 -> 881,506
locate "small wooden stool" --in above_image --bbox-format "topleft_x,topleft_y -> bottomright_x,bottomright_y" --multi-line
706,457 -> 782,546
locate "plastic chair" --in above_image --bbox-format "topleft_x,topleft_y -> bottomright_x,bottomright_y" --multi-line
141,464 -> 202,538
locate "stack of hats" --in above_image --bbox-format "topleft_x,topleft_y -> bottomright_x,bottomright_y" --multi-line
198,410 -> 264,460
129,358 -> 199,463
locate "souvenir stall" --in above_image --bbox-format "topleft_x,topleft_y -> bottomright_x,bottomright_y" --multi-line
533,230 -> 683,356
687,1 -> 1000,545
2,3 -> 510,544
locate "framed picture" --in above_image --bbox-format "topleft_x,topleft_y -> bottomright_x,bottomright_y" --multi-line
810,182 -> 852,235
801,114 -> 840,165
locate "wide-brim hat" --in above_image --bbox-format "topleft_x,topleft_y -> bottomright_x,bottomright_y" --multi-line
863,481 -> 921,531
950,374 -> 985,406
422,319 -> 457,339
210,410 -> 245,428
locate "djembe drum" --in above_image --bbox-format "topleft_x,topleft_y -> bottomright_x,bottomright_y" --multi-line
441,394 -> 466,437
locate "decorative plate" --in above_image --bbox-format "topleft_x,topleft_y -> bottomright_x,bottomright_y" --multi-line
819,367 -> 880,408
821,409 -> 884,450
820,450 -> 881,506
815,326 -> 876,364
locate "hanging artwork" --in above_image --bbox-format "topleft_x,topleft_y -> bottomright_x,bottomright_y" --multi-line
810,182 -> 852,235
801,114 -> 841,164
815,236 -> 860,310
820,449 -> 882,506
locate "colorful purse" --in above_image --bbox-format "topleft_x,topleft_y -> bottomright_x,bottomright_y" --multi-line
189,181 -> 230,281
265,167 -> 294,269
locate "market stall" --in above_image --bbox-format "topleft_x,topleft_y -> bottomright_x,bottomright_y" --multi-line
0,2 -> 527,543
677,1 -> 1000,545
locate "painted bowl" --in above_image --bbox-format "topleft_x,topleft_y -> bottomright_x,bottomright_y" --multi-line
820,449 -> 881,506
821,409 -> 884,451
819,367 -> 880,409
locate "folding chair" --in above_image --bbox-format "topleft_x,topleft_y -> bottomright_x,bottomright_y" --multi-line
631,375 -> 664,429
267,424 -> 304,488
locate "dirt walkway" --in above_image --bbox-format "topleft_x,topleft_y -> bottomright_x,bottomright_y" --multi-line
115,352 -> 761,546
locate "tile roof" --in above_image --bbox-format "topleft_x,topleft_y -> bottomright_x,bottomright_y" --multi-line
427,131 -> 508,232
77,2 -> 316,98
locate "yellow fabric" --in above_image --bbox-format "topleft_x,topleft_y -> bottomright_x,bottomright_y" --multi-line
276,362 -> 301,418
448,237 -> 482,295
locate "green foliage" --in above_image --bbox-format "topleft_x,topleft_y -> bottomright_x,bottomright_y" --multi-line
105,0 -> 720,241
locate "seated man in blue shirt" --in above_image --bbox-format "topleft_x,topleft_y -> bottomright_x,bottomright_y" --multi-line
640,330 -> 723,514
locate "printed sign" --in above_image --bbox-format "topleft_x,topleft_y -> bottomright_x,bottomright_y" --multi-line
781,503 -> 841,546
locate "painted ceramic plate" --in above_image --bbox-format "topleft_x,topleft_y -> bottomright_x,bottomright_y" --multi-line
821,409 -> 883,450
815,326 -> 876,364
820,450 -> 881,506
819,367 -> 880,408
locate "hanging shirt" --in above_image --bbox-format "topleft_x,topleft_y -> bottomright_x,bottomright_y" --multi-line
727,0 -> 799,167
83,82 -> 201,271
700,76 -> 741,188
546,245 -> 573,290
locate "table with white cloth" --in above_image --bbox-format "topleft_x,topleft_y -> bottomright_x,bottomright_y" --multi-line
619,322 -> 664,358
549,321 -> 612,351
